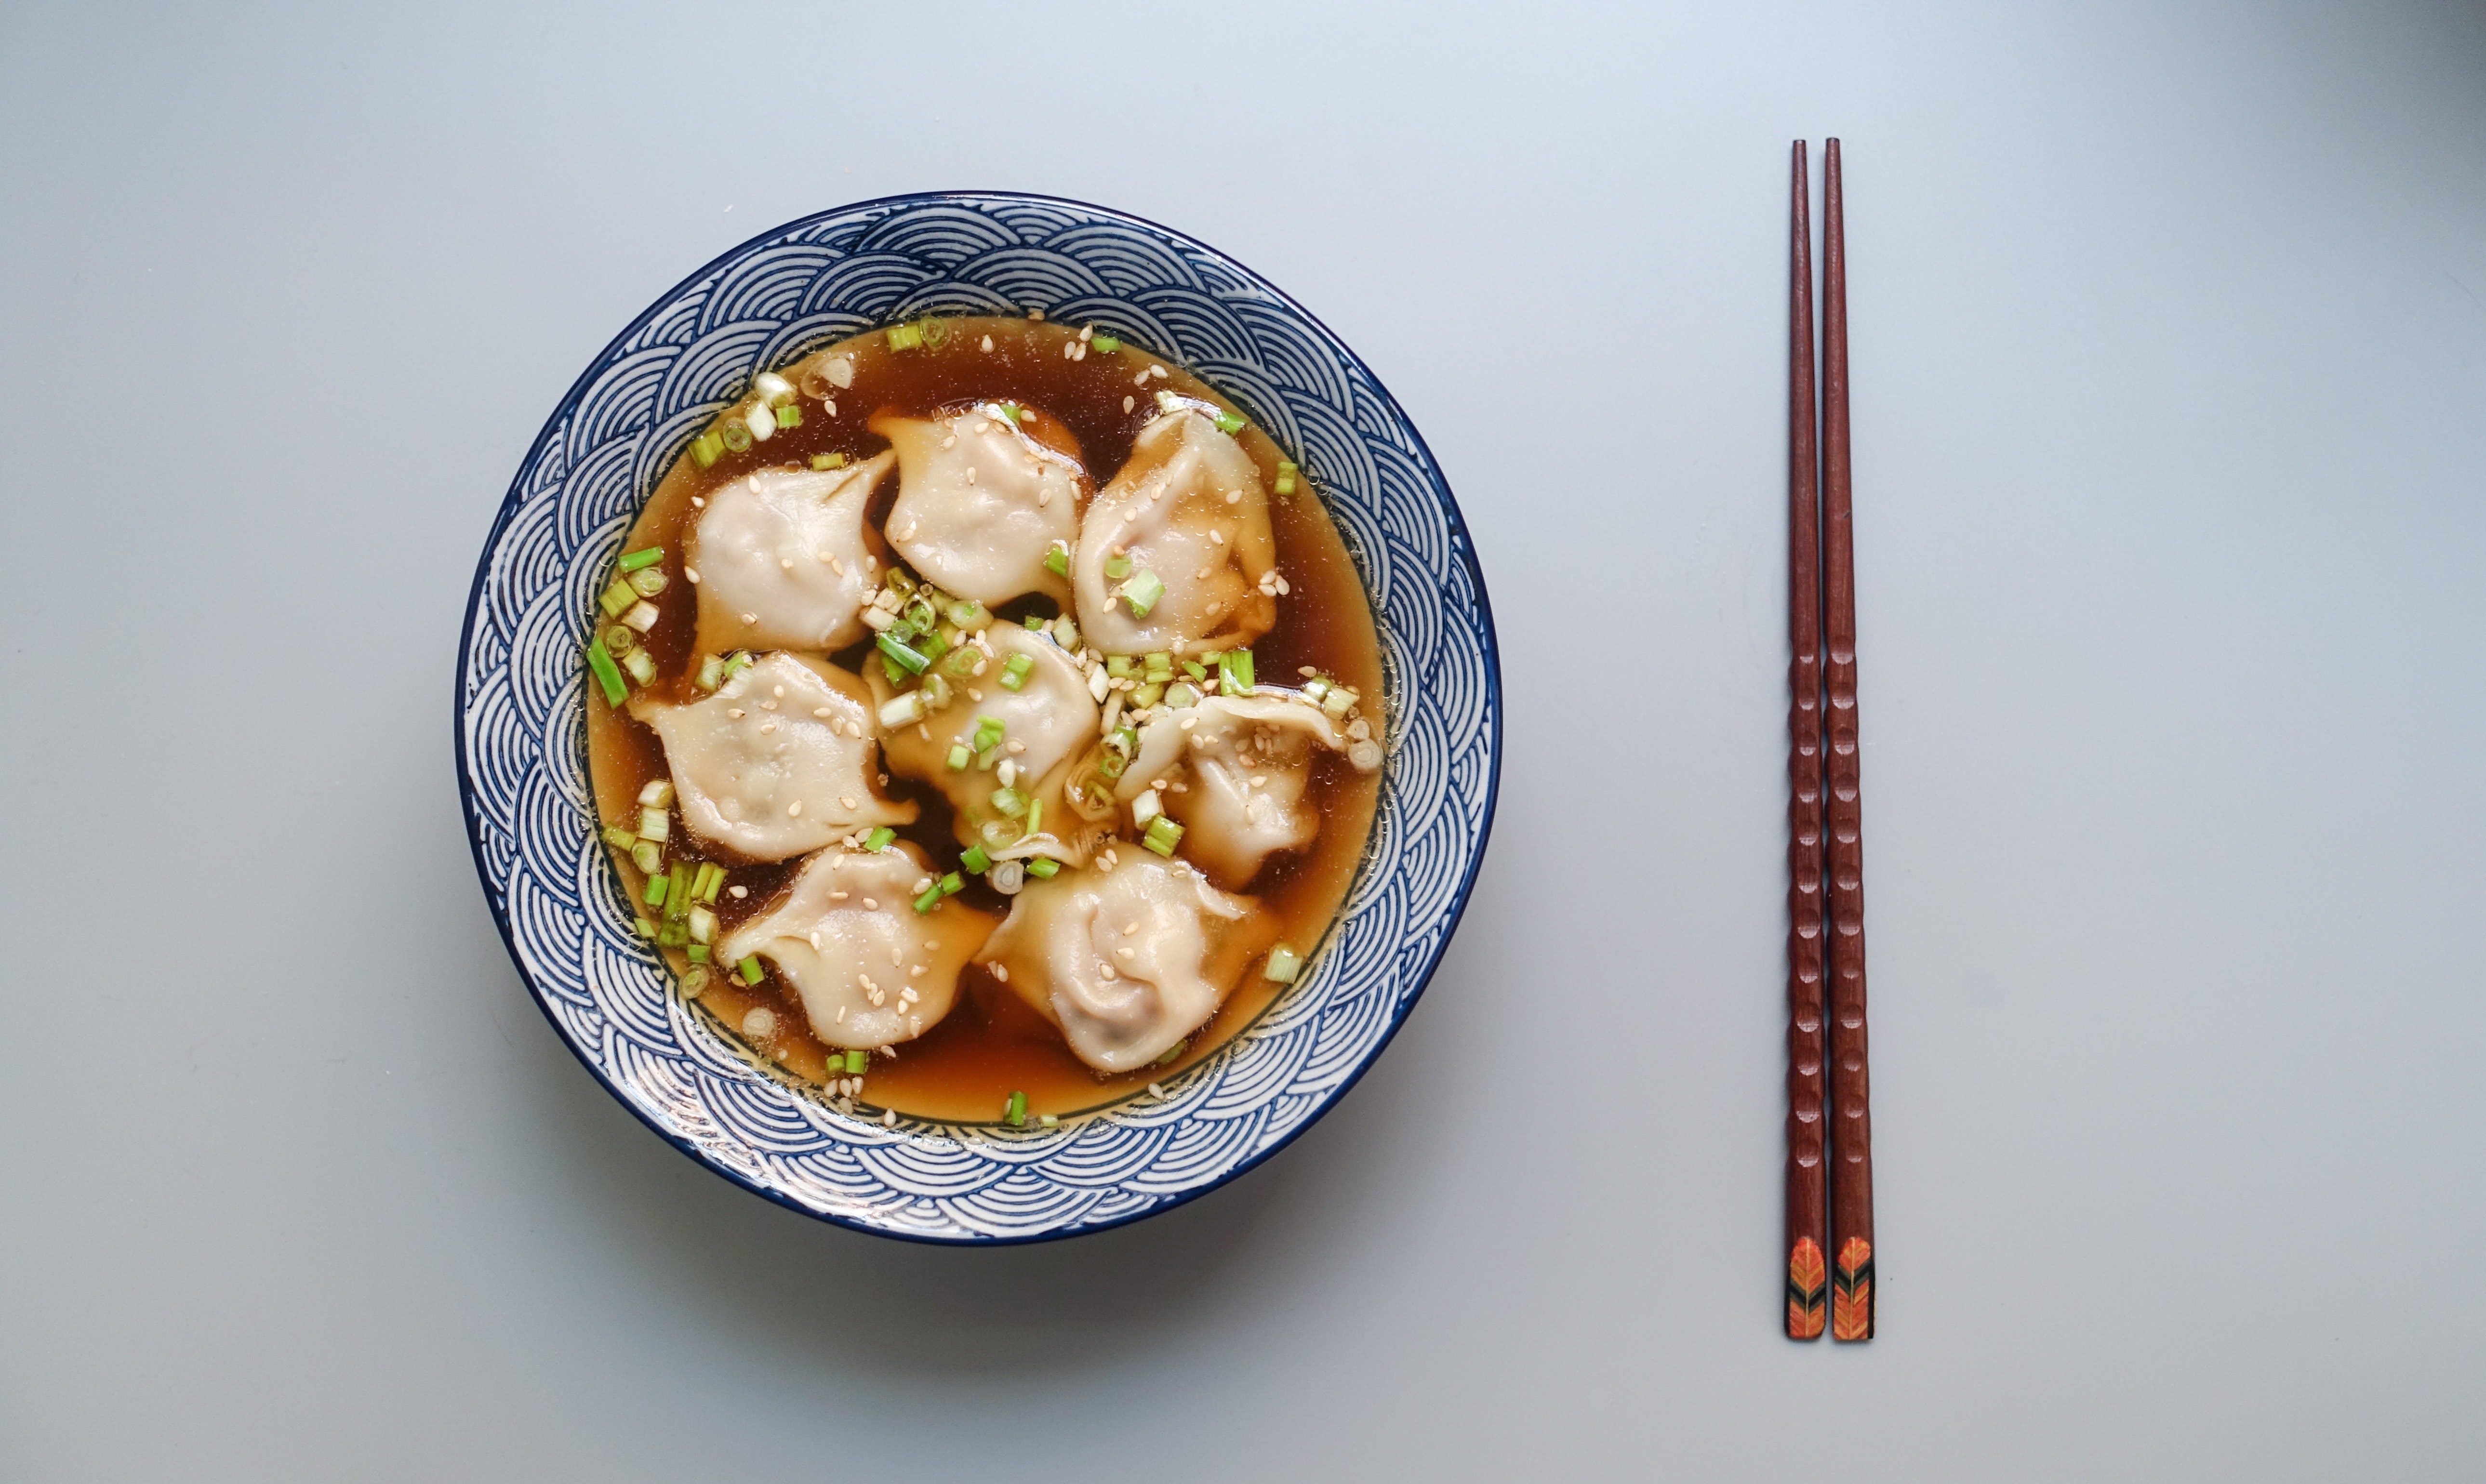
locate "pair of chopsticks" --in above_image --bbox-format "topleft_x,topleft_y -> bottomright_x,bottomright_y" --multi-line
1784,138 -> 1874,1343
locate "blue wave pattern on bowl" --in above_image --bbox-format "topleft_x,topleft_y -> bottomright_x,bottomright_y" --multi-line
457,194 -> 1498,1242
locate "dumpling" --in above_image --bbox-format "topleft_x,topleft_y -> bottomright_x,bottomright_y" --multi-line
870,405 -> 1087,607
1073,409 -> 1277,655
976,852 -> 1276,1073
716,843 -> 997,1049
869,621 -> 1101,864
629,652 -> 915,861
687,454 -> 892,656
1116,695 -> 1375,888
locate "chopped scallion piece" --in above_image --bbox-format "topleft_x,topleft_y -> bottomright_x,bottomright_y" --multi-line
946,598 -> 989,629
657,921 -> 690,948
1106,655 -> 1134,679
630,840 -> 663,874
915,629 -> 950,665
1323,686 -> 1356,718
665,862 -> 693,923
997,401 -> 1022,424
644,874 -> 669,907
774,402 -> 802,429
720,650 -> 754,682
627,565 -> 668,598
638,807 -> 670,841
1164,682 -> 1199,709
737,954 -> 765,985
686,944 -> 710,963
1275,457 -> 1299,495
621,648 -> 657,686
1212,410 -> 1246,435
1043,543 -> 1070,578
720,420 -> 752,452
972,716 -> 1006,754
1005,1089 -> 1027,1126
638,778 -> 675,809
1107,726 -> 1139,756
687,905 -> 717,944
960,845 -> 991,874
1130,682 -> 1165,709
1103,554 -> 1133,581
1052,616 -> 1079,650
1096,753 -> 1126,781
634,917 -> 655,938
939,872 -> 963,896
1143,651 -> 1173,681
690,431 -> 724,468
1264,945 -> 1303,983
1180,660 -> 1207,682
990,787 -> 1029,819
1022,614 -> 1045,632
875,633 -> 930,676
623,600 -> 661,634
695,654 -> 726,691
886,323 -> 924,351
1301,676 -> 1332,704
693,862 -> 723,903
865,826 -> 896,852
1091,334 -> 1121,353
844,1049 -> 868,1074
1120,570 -> 1164,618
946,743 -> 971,771
1219,648 -> 1255,694
602,623 -> 637,655
998,653 -> 1035,691
598,580 -> 636,620
1023,796 -> 1043,838
912,884 -> 944,914
811,451 -> 847,471
602,824 -> 637,849
1142,816 -> 1185,856
1156,1039 -> 1187,1065
586,639 -> 627,706
1039,1113 -> 1059,1126
1026,858 -> 1060,878
618,546 -> 665,572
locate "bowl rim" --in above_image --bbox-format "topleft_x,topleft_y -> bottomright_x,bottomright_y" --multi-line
454,189 -> 1502,1244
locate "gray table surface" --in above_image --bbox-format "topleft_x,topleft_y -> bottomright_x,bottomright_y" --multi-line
5,3 -> 2482,1478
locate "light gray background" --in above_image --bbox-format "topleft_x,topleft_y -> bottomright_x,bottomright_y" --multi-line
3,2 -> 2481,1478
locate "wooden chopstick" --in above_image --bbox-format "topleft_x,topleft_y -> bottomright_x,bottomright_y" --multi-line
1782,139 -> 1831,1343
1820,137 -> 1876,1342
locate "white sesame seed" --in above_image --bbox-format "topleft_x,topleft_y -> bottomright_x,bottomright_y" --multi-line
730,885 -> 748,899
830,890 -> 848,901
1149,1082 -> 1166,1098
1180,716 -> 1196,730
780,557 -> 794,570
829,555 -> 845,575
741,611 -> 757,623
814,706 -> 834,717
1006,739 -> 1026,754
909,965 -> 925,977
991,963 -> 1009,982
1210,529 -> 1226,545
963,467 -> 975,485
882,1110 -> 896,1126
980,335 -> 994,352
760,721 -> 776,734
726,708 -> 745,719
787,800 -> 803,816
862,897 -> 878,910
690,496 -> 705,509
1099,964 -> 1117,980
685,567 -> 701,583
1123,396 -> 1135,413
839,795 -> 857,809
1150,365 -> 1167,379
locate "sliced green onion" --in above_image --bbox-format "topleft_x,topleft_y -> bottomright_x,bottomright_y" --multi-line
865,826 -> 896,852
686,944 -> 711,963
1323,687 -> 1356,718
1091,334 -> 1121,353
1180,659 -> 1207,682
666,862 -> 693,923
657,921 -> 690,948
998,653 -> 1035,691
990,787 -> 1029,819
1107,725 -> 1139,756
997,401 -> 1022,424
1219,648 -> 1255,694
638,778 -> 674,808
1120,570 -> 1164,618
737,954 -> 765,985
914,629 -> 950,667
1021,614 -> 1044,632
946,598 -> 989,629
972,716 -> 1006,754
628,564 -> 669,597
913,884 -> 944,914
1275,457 -> 1299,496
1103,554 -> 1133,581
1156,1039 -> 1187,1065
960,845 -> 992,874
602,824 -> 637,850
1155,388 -> 1182,414
687,905 -> 717,944
1096,753 -> 1127,781
1143,651 -> 1173,681
1301,676 -> 1332,704
586,639 -> 627,706
876,633 -> 930,676
1142,816 -> 1185,857
621,649 -> 657,686
1212,410 -> 1246,434
1023,796 -> 1043,839
630,840 -> 663,874
1039,1113 -> 1059,1126
1106,655 -> 1134,679
598,580 -> 636,620
1130,681 -> 1165,709
1043,542 -> 1070,579
1164,682 -> 1199,709
886,323 -> 924,351
634,916 -> 655,939
693,862 -> 723,903
601,623 -> 637,656
644,874 -> 669,907
844,1049 -> 868,1074
1052,616 -> 1079,650
946,743 -> 971,771
638,807 -> 669,841
1005,1090 -> 1027,1126
774,402 -> 802,429
1026,858 -> 1060,879
622,600 -> 661,634
941,646 -> 980,679
811,451 -> 847,471
720,420 -> 752,452
917,315 -> 949,347
690,431 -> 724,468
695,654 -> 726,691
1264,945 -> 1303,983
618,546 -> 665,572
939,871 -> 963,896
720,650 -> 754,682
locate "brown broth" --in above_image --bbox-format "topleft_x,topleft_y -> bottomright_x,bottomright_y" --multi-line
586,317 -> 1384,1124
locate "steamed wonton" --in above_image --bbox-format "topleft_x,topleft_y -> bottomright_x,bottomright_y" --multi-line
869,622 -> 1100,864
716,843 -> 997,1049
1116,695 -> 1373,888
870,406 -> 1086,607
687,454 -> 891,655
976,852 -> 1276,1072
1073,409 -> 1276,654
628,652 -> 914,861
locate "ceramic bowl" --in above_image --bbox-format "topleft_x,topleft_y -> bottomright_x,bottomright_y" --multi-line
456,192 -> 1499,1243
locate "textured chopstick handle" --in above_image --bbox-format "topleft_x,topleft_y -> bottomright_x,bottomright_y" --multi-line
1783,139 -> 1830,1342
1820,137 -> 1875,1342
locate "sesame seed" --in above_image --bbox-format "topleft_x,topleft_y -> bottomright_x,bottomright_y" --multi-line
836,1005 -> 847,1022
691,496 -> 705,509
1180,716 -> 1196,730
809,930 -> 823,950
829,555 -> 845,575
741,611 -> 757,623
1195,567 -> 1211,580
882,1110 -> 896,1126
1063,340 -> 1077,359
909,965 -> 925,977
839,796 -> 857,809
863,898 -> 878,910
730,885 -> 748,899
1148,1082 -> 1166,1098
1122,922 -> 1139,936
830,890 -> 848,901
963,467 -> 976,486
1123,395 -> 1135,413
991,964 -> 1009,982
761,699 -> 777,711
727,708 -> 745,719
1099,964 -> 1117,980
1300,666 -> 1319,678
814,707 -> 834,717
1134,371 -> 1150,387
1150,365 -> 1167,379
1210,529 -> 1226,545
1117,947 -> 1135,961
1007,739 -> 1027,754
760,721 -> 776,734
787,800 -> 803,816
780,557 -> 794,570
685,567 -> 701,583
1080,324 -> 1094,341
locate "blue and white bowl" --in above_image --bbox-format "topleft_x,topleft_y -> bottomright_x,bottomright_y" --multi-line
456,192 -> 1500,1243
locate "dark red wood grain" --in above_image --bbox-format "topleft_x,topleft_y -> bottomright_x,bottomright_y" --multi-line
1783,139 -> 1830,1342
